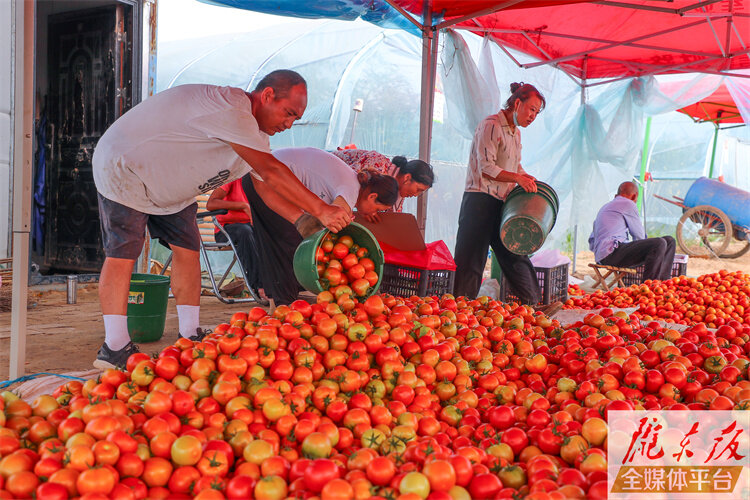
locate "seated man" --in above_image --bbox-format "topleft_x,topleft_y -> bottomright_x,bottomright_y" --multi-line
205,178 -> 262,296
589,181 -> 676,280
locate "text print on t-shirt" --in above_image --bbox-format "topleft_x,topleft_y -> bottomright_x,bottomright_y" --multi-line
198,170 -> 231,193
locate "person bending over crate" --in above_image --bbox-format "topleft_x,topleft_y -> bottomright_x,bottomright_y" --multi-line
225,147 -> 399,306
91,71 -> 351,369
589,181 -> 676,280
332,149 -> 435,222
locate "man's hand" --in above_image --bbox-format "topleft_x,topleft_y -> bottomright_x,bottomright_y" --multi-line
240,202 -> 253,225
516,173 -> 537,193
317,204 -> 352,233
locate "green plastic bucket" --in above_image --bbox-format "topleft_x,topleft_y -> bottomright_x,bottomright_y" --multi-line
293,222 -> 384,298
127,273 -> 170,343
500,181 -> 559,256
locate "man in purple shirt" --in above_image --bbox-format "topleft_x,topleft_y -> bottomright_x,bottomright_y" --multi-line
589,181 -> 676,280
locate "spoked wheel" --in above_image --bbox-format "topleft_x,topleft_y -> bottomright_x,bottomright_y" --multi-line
676,205 -> 732,258
721,236 -> 750,259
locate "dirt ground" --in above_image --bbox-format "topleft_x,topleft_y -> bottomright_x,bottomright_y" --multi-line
0,284 -> 264,380
2,249 -> 749,380
572,249 -> 750,278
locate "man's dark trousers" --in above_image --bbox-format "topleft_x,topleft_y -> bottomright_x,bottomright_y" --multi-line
600,236 -> 676,280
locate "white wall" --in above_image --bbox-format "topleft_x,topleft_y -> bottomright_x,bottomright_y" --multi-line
0,0 -> 12,259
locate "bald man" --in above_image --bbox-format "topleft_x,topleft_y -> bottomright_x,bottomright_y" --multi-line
589,181 -> 676,280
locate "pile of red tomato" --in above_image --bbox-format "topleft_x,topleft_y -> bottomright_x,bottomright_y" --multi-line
1,288 -> 749,499
316,233 -> 379,298
567,270 -> 750,328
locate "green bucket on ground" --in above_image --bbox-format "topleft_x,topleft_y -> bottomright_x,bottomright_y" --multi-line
293,222 -> 384,298
500,181 -> 559,256
127,273 -> 170,343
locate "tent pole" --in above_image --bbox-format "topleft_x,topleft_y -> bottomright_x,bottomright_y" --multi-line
10,0 -> 34,379
417,5 -> 437,237
638,116 -> 652,213
707,124 -> 719,178
572,71 -> 587,275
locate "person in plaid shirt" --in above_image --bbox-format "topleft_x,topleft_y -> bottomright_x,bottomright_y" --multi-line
333,149 -> 434,219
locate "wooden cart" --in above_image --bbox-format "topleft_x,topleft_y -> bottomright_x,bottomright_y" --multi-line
654,193 -> 750,259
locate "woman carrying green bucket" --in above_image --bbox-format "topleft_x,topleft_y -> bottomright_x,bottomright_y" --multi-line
453,82 -> 561,315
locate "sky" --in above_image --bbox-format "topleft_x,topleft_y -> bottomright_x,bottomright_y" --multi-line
158,0 -> 307,41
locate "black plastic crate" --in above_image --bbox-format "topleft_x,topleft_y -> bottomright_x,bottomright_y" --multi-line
499,263 -> 569,305
621,256 -> 688,287
379,263 -> 455,297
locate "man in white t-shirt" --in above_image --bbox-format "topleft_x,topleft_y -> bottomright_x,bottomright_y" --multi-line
92,70 -> 351,369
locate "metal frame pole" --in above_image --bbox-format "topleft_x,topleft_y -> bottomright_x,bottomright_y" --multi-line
638,116 -> 652,213
707,124 -> 719,178
572,65 -> 587,274
10,0 -> 34,379
416,4 -> 438,237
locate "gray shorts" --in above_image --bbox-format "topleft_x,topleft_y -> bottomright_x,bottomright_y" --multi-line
97,194 -> 200,259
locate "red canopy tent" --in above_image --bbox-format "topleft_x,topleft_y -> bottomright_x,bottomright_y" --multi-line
670,81 -> 747,178
448,1 -> 750,83
676,82 -> 744,125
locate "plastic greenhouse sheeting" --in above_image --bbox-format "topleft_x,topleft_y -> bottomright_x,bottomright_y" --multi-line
157,18 -> 749,258
156,20 -> 579,253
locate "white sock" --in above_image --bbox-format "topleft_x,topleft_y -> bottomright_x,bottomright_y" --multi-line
103,315 -> 131,351
177,305 -> 200,338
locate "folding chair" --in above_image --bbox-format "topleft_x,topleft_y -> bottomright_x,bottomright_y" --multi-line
588,263 -> 637,291
159,194 -> 268,305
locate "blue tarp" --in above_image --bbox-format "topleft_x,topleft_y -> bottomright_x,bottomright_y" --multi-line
199,0 -> 420,31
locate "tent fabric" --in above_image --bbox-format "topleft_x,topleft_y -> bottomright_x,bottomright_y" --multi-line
439,32 -> 500,141
199,0 -> 416,31
664,77 -> 749,125
677,83 -> 743,125
203,0 -> 750,81
726,73 -> 750,126
459,1 -> 750,80
200,0 -> 591,26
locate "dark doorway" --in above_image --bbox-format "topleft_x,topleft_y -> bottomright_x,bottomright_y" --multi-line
43,4 -> 133,273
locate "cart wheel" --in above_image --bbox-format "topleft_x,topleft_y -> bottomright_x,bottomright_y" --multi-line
676,205 -> 732,258
721,240 -> 750,259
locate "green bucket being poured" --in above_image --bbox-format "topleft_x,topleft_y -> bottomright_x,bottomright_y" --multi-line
500,181 -> 559,256
293,222 -> 384,298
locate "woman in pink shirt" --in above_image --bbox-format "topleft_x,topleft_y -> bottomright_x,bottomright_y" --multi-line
453,82 -> 550,308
